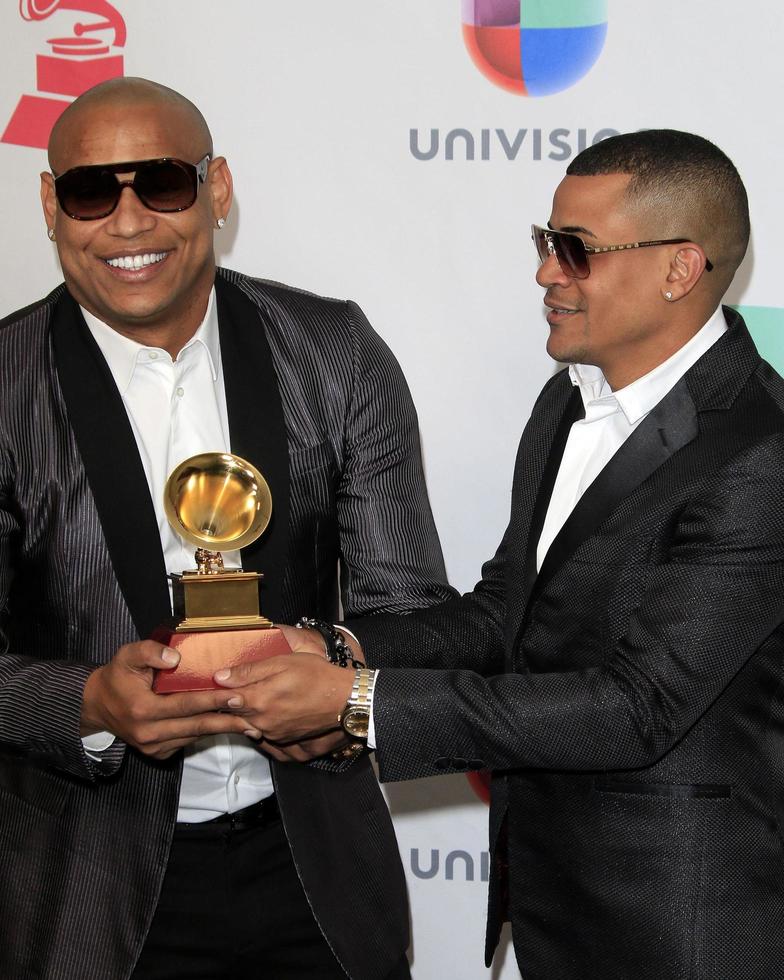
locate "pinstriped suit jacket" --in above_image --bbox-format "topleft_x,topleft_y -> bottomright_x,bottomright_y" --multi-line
352,311 -> 784,979
0,270 -> 454,980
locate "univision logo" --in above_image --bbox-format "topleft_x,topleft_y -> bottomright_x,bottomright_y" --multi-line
462,0 -> 608,96
410,848 -> 490,882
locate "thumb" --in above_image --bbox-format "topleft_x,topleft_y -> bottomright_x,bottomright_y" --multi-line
119,640 -> 180,673
213,655 -> 291,688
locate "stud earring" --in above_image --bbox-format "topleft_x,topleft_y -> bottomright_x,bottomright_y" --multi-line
47,227 -> 55,241
216,217 -> 226,229
664,291 -> 673,301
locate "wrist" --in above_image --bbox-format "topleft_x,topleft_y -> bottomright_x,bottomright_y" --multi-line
338,666 -> 377,740
296,618 -> 364,668
80,667 -> 106,737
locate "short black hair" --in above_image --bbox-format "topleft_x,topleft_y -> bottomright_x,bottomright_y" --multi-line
568,130 -> 749,291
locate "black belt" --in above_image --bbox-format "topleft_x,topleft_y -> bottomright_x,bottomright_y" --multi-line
176,795 -> 280,834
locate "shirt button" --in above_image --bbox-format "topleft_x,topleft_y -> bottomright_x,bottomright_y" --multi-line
176,387 -> 185,398
234,774 -> 240,785
148,351 -> 158,360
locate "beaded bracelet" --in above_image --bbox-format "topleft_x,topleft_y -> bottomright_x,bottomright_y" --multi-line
295,617 -> 364,669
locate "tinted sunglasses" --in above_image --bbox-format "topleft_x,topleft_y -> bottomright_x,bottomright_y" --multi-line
531,224 -> 713,280
53,154 -> 211,220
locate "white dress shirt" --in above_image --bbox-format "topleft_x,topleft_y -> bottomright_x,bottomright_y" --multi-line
81,289 -> 274,821
537,306 -> 728,570
368,305 -> 728,750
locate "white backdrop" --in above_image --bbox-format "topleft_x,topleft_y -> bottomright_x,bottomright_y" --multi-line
1,3 -> 783,977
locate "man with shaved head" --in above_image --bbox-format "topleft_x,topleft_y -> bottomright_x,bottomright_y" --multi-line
0,77 -> 454,979
236,131 -> 784,977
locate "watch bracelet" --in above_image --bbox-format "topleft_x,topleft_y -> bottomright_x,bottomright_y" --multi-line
338,667 -> 377,736
348,666 -> 376,705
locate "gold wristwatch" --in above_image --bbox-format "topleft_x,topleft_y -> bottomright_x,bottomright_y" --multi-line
338,667 -> 377,739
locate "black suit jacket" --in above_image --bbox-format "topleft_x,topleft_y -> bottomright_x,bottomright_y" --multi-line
0,270 -> 454,980
353,309 -> 784,979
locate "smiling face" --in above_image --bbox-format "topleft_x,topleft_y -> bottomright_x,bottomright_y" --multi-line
41,96 -> 232,353
536,173 -> 690,390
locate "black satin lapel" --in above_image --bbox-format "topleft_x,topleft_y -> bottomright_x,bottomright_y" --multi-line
520,387 -> 583,608
215,277 -> 290,623
533,376 -> 698,603
51,293 -> 170,638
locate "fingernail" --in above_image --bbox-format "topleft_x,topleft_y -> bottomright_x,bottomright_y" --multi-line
244,729 -> 262,739
161,649 -> 180,666
214,668 -> 230,681
227,696 -> 243,708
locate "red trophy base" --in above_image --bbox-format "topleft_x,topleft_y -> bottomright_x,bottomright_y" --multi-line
151,625 -> 291,694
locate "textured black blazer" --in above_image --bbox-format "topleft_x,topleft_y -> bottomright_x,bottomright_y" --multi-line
354,309 -> 784,979
0,270 -> 454,980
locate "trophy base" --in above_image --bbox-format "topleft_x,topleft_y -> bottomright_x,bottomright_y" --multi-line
175,614 -> 273,632
151,623 -> 291,693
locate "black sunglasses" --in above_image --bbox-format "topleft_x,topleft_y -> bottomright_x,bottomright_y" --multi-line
53,154 -> 211,221
531,224 -> 714,280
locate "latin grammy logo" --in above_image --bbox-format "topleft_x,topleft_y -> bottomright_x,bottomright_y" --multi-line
2,0 -> 126,150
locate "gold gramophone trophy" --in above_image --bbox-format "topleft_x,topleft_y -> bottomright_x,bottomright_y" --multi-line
152,452 -> 290,694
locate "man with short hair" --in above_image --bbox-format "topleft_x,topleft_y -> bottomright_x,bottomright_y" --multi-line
0,76 -> 454,980
231,130 -> 784,978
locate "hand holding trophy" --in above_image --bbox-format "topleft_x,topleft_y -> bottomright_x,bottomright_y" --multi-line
152,452 -> 291,693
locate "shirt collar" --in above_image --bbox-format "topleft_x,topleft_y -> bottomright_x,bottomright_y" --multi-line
568,305 -> 728,425
81,288 -> 220,394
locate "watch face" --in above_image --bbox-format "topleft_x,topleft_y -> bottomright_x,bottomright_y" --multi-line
343,706 -> 370,739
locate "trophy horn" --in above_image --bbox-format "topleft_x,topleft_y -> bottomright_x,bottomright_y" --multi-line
164,452 -> 272,554
20,0 -> 128,47
20,0 -> 61,18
